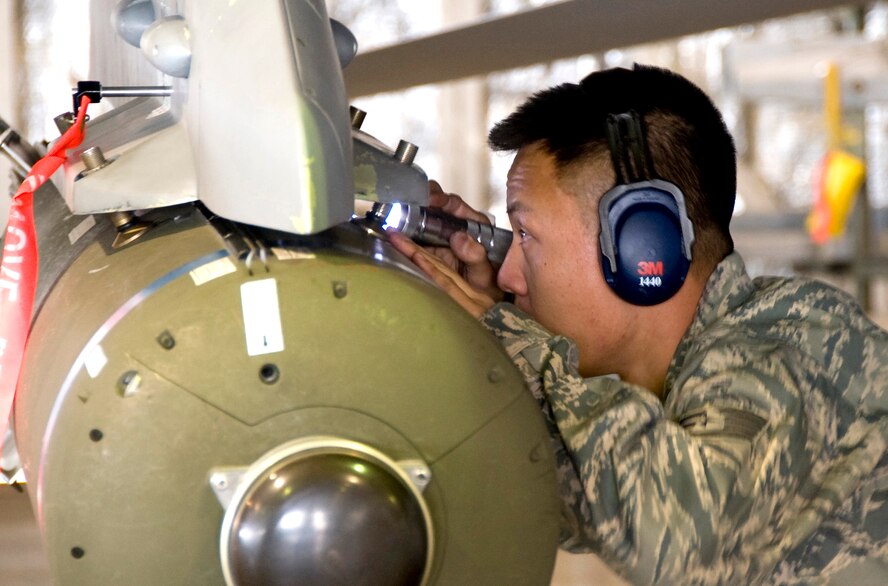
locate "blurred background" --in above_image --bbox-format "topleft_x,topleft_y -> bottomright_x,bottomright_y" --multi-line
0,1 -> 886,584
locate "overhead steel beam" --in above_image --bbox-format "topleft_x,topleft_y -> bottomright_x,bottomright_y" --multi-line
344,0 -> 858,98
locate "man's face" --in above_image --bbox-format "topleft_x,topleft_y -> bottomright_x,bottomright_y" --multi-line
498,144 -> 636,377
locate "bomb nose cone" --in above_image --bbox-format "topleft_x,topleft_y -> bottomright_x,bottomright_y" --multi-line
223,447 -> 431,586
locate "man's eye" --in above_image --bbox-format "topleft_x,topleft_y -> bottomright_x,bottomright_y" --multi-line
517,229 -> 528,241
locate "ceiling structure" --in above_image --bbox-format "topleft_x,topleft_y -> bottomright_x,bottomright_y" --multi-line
344,0 -> 858,98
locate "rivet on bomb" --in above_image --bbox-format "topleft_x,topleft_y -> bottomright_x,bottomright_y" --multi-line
156,330 -> 175,350
117,370 -> 142,398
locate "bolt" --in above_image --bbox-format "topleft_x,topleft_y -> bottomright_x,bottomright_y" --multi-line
89,429 -> 103,442
394,140 -> 418,165
71,547 -> 85,559
409,466 -> 431,488
212,476 -> 229,490
54,112 -> 76,134
156,330 -> 175,350
332,281 -> 348,299
110,211 -> 135,229
350,106 -> 366,129
117,371 -> 142,398
80,146 -> 108,171
487,366 -> 504,383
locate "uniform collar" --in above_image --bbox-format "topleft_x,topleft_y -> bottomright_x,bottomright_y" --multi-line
664,251 -> 755,396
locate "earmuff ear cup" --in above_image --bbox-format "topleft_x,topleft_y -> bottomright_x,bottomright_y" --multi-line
604,203 -> 689,305
598,182 -> 694,306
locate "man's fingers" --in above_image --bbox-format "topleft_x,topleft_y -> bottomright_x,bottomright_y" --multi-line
411,253 -> 492,319
390,231 -> 460,272
450,231 -> 487,264
388,229 -> 494,318
412,244 -> 453,273
429,247 -> 461,272
428,180 -> 446,196
427,181 -> 490,224
389,231 -> 455,273
450,232 -> 498,291
387,230 -> 423,259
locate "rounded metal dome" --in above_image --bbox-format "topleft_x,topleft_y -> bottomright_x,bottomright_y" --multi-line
220,439 -> 432,586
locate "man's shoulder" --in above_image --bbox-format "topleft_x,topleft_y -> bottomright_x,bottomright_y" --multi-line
722,272 -> 882,339
749,272 -> 856,310
697,252 -> 869,326
688,271 -> 888,415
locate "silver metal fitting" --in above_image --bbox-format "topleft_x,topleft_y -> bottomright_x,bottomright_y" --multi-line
394,140 -> 418,165
350,106 -> 366,129
81,146 -> 114,174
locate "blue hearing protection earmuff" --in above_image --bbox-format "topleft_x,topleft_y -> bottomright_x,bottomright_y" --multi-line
599,111 -> 695,306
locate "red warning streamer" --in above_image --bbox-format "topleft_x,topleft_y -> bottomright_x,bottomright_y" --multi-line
0,96 -> 91,448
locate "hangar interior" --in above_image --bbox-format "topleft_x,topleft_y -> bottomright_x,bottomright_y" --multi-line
0,0 -> 883,584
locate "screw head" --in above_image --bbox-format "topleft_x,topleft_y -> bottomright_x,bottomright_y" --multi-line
117,370 -> 142,398
156,330 -> 175,350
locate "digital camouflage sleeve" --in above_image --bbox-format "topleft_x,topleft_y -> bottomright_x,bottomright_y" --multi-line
480,252 -> 888,585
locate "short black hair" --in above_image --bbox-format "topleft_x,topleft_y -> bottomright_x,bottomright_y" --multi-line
488,64 -> 736,268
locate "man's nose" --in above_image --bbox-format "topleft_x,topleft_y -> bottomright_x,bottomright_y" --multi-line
496,243 -> 527,297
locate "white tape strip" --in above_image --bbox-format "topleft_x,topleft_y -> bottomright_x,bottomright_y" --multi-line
190,256 -> 237,286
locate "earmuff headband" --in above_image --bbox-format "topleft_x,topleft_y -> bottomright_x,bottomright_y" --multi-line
606,111 -> 655,184
598,110 -> 696,305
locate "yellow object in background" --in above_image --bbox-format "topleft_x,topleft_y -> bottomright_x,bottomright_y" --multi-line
806,149 -> 866,244
807,62 -> 866,244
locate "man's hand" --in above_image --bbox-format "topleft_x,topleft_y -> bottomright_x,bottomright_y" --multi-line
388,231 -> 496,319
423,181 -> 504,302
386,181 -> 506,318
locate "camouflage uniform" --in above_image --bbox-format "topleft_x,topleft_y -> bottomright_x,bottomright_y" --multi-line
480,252 -> 888,585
